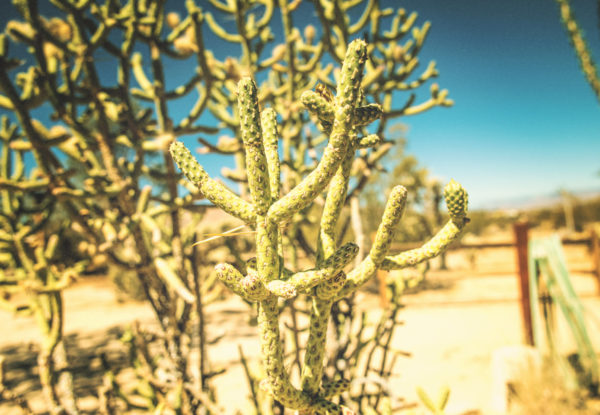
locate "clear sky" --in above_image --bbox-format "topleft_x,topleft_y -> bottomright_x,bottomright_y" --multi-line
385,0 -> 600,209
2,1 -> 599,210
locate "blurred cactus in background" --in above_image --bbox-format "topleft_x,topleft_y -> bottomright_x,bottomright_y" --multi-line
0,0 -> 465,413
555,0 -> 600,102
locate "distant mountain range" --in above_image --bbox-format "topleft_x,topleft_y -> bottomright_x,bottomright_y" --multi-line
475,188 -> 600,212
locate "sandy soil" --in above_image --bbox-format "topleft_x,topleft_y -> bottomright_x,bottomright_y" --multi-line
1,239 -> 600,414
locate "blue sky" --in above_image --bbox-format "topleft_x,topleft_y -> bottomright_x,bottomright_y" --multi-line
387,0 -> 600,209
2,1 -> 599,210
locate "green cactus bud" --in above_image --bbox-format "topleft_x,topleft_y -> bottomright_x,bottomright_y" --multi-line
443,179 -> 468,223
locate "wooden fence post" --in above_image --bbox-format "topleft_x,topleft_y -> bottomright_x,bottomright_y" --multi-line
591,227 -> 600,295
514,221 -> 534,346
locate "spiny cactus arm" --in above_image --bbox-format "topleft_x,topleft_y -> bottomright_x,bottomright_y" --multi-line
300,296 -> 339,396
315,271 -> 347,300
302,90 -> 382,131
301,89 -> 334,131
265,279 -> 297,299
267,39 -> 367,224
353,103 -> 383,127
369,186 -> 409,265
261,108 -> 280,201
258,296 -> 314,409
321,378 -> 352,399
169,141 -> 256,223
215,263 -> 250,299
313,398 -> 345,414
381,180 -> 468,270
287,242 -> 358,292
241,273 -> 270,301
555,0 -> 600,101
380,220 -> 465,270
357,134 -> 382,149
318,143 -> 356,260
256,216 -> 280,283
238,78 -> 271,215
335,186 -> 408,298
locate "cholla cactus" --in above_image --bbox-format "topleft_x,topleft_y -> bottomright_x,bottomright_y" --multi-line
555,0 -> 600,102
172,39 -> 468,413
1,0 -> 461,412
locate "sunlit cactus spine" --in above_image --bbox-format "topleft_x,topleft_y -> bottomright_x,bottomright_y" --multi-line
172,39 -> 468,413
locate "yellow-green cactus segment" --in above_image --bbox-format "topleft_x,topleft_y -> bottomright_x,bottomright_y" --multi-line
315,271 -> 346,300
443,179 -> 468,223
241,273 -> 270,301
301,89 -> 334,131
313,398 -> 343,414
170,141 -> 256,223
381,180 -> 468,270
287,242 -> 358,291
215,263 -> 246,298
358,134 -> 382,148
258,296 -> 313,409
353,103 -> 383,127
300,297 -> 332,395
256,215 -> 279,283
335,186 -> 409,299
369,185 -> 408,265
265,279 -> 297,299
261,108 -> 280,201
321,379 -> 351,399
318,142 -> 356,260
237,78 -> 271,216
380,221 -> 464,270
267,39 -> 367,224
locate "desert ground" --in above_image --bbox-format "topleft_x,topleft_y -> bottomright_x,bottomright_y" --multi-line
1,228 -> 600,414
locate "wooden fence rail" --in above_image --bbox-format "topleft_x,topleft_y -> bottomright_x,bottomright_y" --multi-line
377,223 -> 600,344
